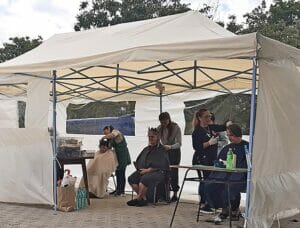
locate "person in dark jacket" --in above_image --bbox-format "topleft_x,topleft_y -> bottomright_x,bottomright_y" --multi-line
192,109 -> 227,213
205,124 -> 248,224
127,127 -> 170,207
157,112 -> 182,202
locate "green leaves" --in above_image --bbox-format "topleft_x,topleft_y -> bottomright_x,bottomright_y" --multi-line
74,0 -> 190,30
0,36 -> 43,63
240,0 -> 300,48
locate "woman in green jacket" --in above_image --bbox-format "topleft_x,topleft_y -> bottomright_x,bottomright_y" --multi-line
103,126 -> 131,196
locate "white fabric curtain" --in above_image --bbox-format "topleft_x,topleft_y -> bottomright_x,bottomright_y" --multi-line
249,57 -> 300,227
25,78 -> 50,128
0,128 -> 53,204
0,77 -> 53,204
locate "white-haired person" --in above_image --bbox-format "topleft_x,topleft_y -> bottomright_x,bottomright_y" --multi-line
127,127 -> 170,207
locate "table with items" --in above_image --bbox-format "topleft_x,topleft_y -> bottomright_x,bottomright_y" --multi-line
57,149 -> 95,206
169,164 -> 247,228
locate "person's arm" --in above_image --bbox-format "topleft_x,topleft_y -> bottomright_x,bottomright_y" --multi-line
218,146 -> 228,160
139,167 -> 155,174
103,129 -> 120,139
209,124 -> 226,132
192,130 -> 204,151
164,125 -> 182,150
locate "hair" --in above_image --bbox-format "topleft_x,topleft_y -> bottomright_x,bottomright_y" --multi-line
210,112 -> 215,123
192,108 -> 208,129
103,125 -> 114,132
148,127 -> 159,135
159,112 -> 171,121
227,124 -> 242,137
99,138 -> 110,148
158,112 -> 175,138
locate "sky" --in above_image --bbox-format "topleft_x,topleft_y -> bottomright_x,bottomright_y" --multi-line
0,0 -> 273,46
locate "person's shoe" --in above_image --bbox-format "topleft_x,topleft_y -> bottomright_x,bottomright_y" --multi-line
230,210 -> 240,221
127,198 -> 139,206
136,199 -> 148,207
171,195 -> 178,202
200,204 -> 214,214
218,212 -> 228,219
214,215 -> 223,225
109,190 -> 117,195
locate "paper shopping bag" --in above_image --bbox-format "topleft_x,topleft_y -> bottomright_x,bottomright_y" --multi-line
57,185 -> 76,212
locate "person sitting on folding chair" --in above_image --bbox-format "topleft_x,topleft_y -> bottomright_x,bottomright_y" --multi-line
127,127 -> 170,207
204,124 -> 248,224
79,138 -> 118,198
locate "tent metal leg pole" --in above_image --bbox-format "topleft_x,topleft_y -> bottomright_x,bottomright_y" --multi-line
244,57 -> 257,228
159,91 -> 162,114
52,70 -> 58,211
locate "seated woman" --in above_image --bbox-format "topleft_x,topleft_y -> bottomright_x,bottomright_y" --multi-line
126,127 -> 170,207
80,138 -> 118,198
204,124 -> 248,224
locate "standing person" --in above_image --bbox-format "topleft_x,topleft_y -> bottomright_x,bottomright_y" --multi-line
192,109 -> 227,213
103,126 -> 131,196
157,112 -> 182,202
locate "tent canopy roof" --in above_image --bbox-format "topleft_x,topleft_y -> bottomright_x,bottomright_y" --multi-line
0,11 -> 257,74
0,11 -> 299,101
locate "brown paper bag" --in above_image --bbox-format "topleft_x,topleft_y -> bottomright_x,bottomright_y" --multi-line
57,185 -> 76,212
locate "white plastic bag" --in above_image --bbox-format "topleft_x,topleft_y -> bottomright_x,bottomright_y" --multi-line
61,169 -> 77,187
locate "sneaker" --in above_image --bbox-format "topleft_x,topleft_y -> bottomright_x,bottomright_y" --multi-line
214,215 -> 223,225
219,212 -> 229,219
127,198 -> 139,206
109,190 -> 117,195
230,210 -> 240,221
171,195 -> 178,202
136,199 -> 148,207
200,205 -> 214,214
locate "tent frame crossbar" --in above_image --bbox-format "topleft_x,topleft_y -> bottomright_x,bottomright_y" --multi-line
54,66 -> 252,102
1,60 -> 255,102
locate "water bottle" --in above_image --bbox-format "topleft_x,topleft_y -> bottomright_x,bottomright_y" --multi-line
76,188 -> 81,210
76,187 -> 86,210
226,148 -> 233,169
82,188 -> 87,209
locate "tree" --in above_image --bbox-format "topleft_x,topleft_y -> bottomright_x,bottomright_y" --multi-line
226,15 -> 243,34
0,36 -> 43,63
74,0 -> 190,31
240,0 -> 300,48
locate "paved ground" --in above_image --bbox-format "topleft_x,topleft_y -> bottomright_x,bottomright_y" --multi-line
0,195 -> 299,228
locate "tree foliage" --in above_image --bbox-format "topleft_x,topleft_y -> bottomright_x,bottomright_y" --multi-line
0,36 -> 43,63
74,0 -> 190,30
229,0 -> 300,48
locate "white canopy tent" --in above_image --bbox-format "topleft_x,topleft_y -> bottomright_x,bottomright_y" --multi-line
0,11 -> 299,228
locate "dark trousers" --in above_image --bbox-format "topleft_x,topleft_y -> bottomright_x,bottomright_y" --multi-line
192,152 -> 215,204
116,167 -> 126,194
168,149 -> 181,193
205,182 -> 241,211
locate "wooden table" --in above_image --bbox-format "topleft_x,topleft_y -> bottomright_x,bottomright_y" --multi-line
169,165 -> 247,228
57,150 -> 95,205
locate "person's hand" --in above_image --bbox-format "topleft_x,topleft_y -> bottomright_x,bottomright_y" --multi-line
226,120 -> 233,127
163,145 -> 172,150
208,136 -> 218,146
139,168 -> 151,175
